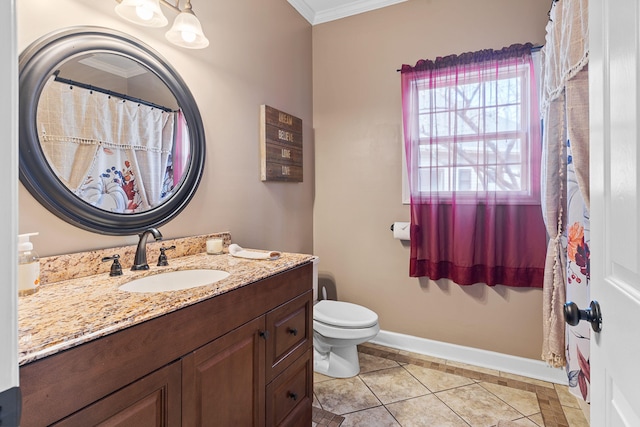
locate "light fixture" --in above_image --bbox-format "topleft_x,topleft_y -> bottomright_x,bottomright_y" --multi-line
115,0 -> 168,28
165,1 -> 209,49
115,0 -> 209,49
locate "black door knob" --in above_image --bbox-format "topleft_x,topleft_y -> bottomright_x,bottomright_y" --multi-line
564,300 -> 602,332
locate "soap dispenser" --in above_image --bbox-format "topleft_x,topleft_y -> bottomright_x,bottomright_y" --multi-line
18,232 -> 40,296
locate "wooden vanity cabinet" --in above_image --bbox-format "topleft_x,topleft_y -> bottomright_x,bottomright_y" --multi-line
19,262 -> 313,427
181,291 -> 313,427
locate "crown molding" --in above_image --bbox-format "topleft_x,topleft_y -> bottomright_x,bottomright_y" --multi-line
287,0 -> 316,24
288,0 -> 407,25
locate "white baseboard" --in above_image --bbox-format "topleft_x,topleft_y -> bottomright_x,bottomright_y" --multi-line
369,330 -> 567,385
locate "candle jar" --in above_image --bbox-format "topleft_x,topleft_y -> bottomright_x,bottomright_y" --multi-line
206,238 -> 224,254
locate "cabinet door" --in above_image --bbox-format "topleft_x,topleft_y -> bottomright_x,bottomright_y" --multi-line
52,361 -> 181,427
182,316 -> 266,427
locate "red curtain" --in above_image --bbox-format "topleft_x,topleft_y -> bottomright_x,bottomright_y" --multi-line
401,44 -> 546,287
173,109 -> 190,187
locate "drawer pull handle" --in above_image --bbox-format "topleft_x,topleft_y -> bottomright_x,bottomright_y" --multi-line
287,391 -> 298,401
259,330 -> 270,340
287,327 -> 298,336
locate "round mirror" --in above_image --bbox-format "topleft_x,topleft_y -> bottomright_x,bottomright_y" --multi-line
19,27 -> 205,235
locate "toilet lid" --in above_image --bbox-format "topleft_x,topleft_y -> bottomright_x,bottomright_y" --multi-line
314,300 -> 378,328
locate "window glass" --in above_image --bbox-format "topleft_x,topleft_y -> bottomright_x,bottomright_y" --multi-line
413,64 -> 531,195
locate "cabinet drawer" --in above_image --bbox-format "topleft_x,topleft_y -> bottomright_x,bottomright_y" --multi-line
265,349 -> 312,427
266,290 -> 312,381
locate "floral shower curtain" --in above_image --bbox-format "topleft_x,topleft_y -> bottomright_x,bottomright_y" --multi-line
37,77 -> 176,213
565,70 -> 590,401
540,0 -> 590,402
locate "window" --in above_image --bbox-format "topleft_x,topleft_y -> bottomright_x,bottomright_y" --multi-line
419,66 -> 530,190
400,44 -> 546,287
409,60 -> 537,202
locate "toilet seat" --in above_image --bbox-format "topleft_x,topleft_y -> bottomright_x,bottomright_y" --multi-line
314,318 -> 380,341
314,300 -> 378,328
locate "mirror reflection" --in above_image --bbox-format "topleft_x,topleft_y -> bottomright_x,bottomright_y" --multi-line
19,27 -> 206,235
36,53 -> 190,214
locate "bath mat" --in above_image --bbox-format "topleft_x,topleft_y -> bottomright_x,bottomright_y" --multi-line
312,406 -> 344,426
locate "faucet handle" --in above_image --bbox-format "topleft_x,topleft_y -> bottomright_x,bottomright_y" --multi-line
157,245 -> 176,267
102,254 -> 123,276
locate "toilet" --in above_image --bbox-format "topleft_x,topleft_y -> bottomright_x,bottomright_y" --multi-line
312,257 -> 380,378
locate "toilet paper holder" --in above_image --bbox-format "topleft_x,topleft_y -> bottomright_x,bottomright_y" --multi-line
390,222 -> 412,241
390,223 -> 409,231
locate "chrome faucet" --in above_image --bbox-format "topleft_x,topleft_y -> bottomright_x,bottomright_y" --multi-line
131,228 -> 163,271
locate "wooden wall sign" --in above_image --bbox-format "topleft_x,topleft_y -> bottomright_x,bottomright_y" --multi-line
260,105 -> 303,182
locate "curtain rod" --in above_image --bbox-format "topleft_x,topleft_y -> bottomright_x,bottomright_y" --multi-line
396,45 -> 544,72
53,73 -> 175,113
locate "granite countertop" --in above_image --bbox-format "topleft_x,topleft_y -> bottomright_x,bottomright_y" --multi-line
18,235 -> 314,366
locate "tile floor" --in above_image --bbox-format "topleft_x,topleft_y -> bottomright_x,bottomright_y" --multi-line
312,343 -> 590,427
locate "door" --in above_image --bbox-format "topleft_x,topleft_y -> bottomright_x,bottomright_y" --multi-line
181,316 -> 266,427
589,0 -> 640,424
52,361 -> 182,427
0,0 -> 20,425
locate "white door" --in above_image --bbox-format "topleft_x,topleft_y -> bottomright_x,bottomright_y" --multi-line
589,0 -> 640,424
0,0 -> 19,425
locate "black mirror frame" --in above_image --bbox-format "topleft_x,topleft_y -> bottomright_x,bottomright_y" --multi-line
19,27 -> 205,235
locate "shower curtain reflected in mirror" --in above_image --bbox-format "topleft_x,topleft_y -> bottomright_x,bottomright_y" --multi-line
37,77 -> 178,213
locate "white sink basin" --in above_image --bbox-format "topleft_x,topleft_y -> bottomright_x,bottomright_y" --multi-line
119,269 -> 230,293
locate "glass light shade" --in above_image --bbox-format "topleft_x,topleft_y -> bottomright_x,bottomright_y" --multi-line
165,11 -> 209,49
115,0 -> 168,28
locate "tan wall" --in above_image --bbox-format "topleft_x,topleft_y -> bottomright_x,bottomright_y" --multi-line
19,0 -> 553,360
312,0 -> 550,360
17,0 -> 313,256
